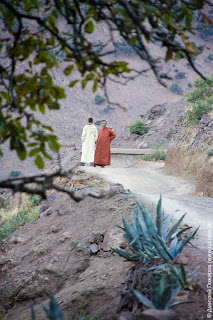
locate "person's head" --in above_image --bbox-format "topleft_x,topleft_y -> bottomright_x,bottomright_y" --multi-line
101,120 -> 107,128
88,117 -> 93,124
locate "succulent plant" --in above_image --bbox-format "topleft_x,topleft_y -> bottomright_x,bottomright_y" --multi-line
147,262 -> 197,290
133,272 -> 184,310
112,195 -> 199,262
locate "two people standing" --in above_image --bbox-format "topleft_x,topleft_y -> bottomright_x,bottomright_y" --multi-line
81,119 -> 116,167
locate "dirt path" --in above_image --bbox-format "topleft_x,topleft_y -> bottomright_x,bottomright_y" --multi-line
83,160 -> 213,250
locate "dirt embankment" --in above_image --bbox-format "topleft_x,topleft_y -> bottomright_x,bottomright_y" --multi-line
165,113 -> 213,197
0,170 -> 137,320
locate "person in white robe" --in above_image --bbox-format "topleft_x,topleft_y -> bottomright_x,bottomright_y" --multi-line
81,118 -> 98,165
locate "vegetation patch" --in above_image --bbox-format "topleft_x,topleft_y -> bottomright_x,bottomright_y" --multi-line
0,209 -> 38,241
175,72 -> 186,80
94,94 -> 106,105
196,23 -> 213,39
170,83 -> 183,95
185,76 -> 213,124
114,40 -> 135,57
129,120 -> 149,135
0,195 -> 41,241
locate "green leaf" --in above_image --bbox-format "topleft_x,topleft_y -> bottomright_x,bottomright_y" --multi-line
85,20 -> 94,33
17,146 -> 27,161
92,79 -> 98,92
39,105 -> 45,114
69,80 -> 79,88
35,154 -> 44,169
64,65 -> 74,76
29,148 -> 40,157
133,289 -> 154,308
47,136 -> 60,152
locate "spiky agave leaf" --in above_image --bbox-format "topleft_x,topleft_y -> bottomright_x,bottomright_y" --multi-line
175,227 -> 199,254
156,195 -> 164,237
136,201 -> 156,237
31,304 -> 37,320
166,213 -> 187,241
132,289 -> 154,308
122,217 -> 136,244
162,214 -> 173,241
111,247 -> 141,261
42,294 -> 65,320
152,235 -> 174,261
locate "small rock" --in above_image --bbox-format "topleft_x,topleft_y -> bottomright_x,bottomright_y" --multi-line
58,206 -> 70,216
116,311 -> 132,320
90,232 -> 104,244
76,241 -> 91,254
51,225 -> 61,233
59,232 -> 72,243
10,236 -> 23,244
105,183 -> 124,198
135,309 -> 179,320
90,243 -> 99,254
102,229 -> 126,251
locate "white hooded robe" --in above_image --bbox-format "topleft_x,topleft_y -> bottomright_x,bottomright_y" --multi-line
81,124 -> 98,163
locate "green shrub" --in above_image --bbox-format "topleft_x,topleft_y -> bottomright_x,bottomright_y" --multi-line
129,120 -> 149,135
30,194 -> 42,206
175,72 -> 186,80
196,24 -> 213,39
0,196 -> 10,209
141,150 -> 166,162
185,76 -> 213,124
114,40 -> 134,56
94,94 -> 106,105
207,149 -> 213,157
9,170 -> 21,177
0,209 -> 38,241
103,105 -> 115,113
94,120 -> 102,126
207,54 -> 213,61
170,83 -> 183,95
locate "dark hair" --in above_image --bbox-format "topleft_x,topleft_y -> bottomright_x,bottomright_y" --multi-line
101,119 -> 107,123
88,118 -> 93,123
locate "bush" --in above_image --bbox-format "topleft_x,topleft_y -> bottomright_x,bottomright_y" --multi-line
139,150 -> 166,162
207,54 -> 213,61
185,76 -> 213,124
94,94 -> 106,105
94,120 -> 102,126
114,40 -> 134,56
175,72 -> 186,80
103,105 -> 115,113
196,24 -> 213,39
30,194 -> 42,206
129,120 -> 149,135
0,196 -> 10,209
170,83 -> 183,95
0,209 -> 38,241
9,170 -> 21,177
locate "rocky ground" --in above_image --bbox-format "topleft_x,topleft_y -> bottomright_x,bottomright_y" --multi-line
0,164 -> 211,320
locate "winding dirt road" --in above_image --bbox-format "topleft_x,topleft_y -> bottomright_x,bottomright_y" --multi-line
83,160 -> 213,250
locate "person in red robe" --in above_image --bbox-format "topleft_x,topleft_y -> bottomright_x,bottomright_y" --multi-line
94,120 -> 116,167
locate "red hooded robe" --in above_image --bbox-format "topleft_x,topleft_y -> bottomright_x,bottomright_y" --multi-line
94,127 -> 116,165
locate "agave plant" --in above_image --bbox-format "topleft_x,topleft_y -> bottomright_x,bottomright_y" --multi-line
31,294 -> 65,320
133,272 -> 184,310
112,195 -> 199,262
147,262 -> 197,290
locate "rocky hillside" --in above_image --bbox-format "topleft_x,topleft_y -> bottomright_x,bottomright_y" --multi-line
0,170 -> 135,320
1,6 -> 213,181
